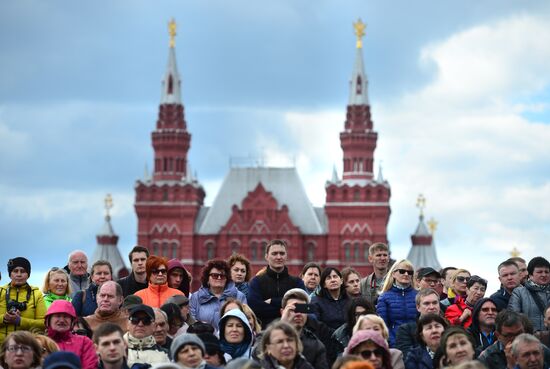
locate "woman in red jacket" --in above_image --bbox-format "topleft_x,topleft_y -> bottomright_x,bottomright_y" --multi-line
45,300 -> 97,369
445,275 -> 487,328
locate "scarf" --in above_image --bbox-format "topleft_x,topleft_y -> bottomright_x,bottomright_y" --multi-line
220,340 -> 249,360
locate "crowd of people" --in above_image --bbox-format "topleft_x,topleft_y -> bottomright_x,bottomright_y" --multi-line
0,241 -> 549,369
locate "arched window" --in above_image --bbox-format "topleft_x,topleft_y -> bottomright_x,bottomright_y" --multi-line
354,241 -> 360,261
363,242 -> 370,261
344,242 -> 351,261
306,242 -> 315,262
356,76 -> 362,95
162,241 -> 169,257
152,242 -> 159,256
250,241 -> 258,261
206,242 -> 215,260
230,241 -> 239,255
171,242 -> 178,259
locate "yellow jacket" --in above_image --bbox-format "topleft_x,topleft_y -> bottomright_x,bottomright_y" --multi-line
0,283 -> 46,343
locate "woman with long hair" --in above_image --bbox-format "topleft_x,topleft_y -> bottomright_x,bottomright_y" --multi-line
376,259 -> 418,347
311,267 -> 349,330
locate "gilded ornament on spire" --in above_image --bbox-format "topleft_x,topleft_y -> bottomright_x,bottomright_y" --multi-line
104,194 -> 113,217
353,18 -> 366,49
416,193 -> 426,217
427,217 -> 438,235
510,247 -> 520,257
168,18 -> 177,48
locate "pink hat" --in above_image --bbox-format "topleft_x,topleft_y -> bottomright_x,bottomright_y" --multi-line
344,330 -> 389,355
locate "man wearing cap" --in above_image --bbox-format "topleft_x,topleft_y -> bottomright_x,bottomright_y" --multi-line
170,333 -> 219,369
43,351 -> 82,369
67,250 -> 90,295
415,267 -> 442,291
117,246 -> 149,297
124,304 -> 170,367
84,281 -> 128,333
0,257 -> 46,343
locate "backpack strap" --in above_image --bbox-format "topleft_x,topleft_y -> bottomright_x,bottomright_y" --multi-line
526,287 -> 546,315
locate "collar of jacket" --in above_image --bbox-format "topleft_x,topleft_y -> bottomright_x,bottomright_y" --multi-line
95,308 -> 126,320
266,266 -> 289,279
125,332 -> 157,349
147,282 -> 170,293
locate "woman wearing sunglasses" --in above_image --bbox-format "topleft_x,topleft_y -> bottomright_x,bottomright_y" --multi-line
345,330 -> 393,369
404,313 -> 448,369
445,276 -> 487,329
134,256 -> 184,308
189,259 -> 247,331
376,259 -> 418,347
42,267 -> 72,308
441,269 -> 471,307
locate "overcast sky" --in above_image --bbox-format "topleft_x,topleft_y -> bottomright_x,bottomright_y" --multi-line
1,1 -> 549,289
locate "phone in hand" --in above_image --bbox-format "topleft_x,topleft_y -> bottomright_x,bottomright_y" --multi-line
294,303 -> 312,314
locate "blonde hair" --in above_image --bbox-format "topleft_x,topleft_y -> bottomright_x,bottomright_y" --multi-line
242,304 -> 262,334
42,267 -> 72,295
450,269 -> 471,284
381,259 -> 414,292
352,314 -> 389,340
34,334 -> 59,357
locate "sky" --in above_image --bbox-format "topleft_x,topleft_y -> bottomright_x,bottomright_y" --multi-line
1,1 -> 549,289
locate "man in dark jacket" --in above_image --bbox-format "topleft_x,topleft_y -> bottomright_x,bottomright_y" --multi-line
478,309 -> 550,369
279,288 -> 328,369
395,288 -> 441,358
93,323 -> 131,369
248,239 -> 305,327
490,259 -> 521,311
117,246 -> 149,297
468,297 -> 498,351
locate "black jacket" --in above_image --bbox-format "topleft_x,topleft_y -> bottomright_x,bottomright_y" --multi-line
395,321 -> 418,359
479,341 -> 550,369
117,272 -> 148,297
248,266 -> 305,327
467,297 -> 497,352
489,286 -> 512,311
311,288 -> 349,330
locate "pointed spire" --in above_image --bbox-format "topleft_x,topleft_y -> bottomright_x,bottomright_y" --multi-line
377,163 -> 384,182
160,18 -> 182,104
349,19 -> 369,105
331,165 -> 339,183
408,194 -> 441,269
144,163 -> 150,181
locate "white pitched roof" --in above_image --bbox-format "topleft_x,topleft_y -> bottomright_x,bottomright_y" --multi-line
407,215 -> 441,270
197,167 -> 325,235
160,47 -> 182,104
348,47 -> 369,105
91,216 -> 127,277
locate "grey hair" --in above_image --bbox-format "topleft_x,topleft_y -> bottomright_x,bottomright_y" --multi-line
153,307 -> 168,322
511,333 -> 542,358
68,249 -> 88,262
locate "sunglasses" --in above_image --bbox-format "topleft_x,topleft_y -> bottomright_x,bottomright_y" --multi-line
209,272 -> 227,280
395,269 -> 414,276
359,347 -> 385,359
129,316 -> 153,326
151,269 -> 167,275
481,307 -> 498,313
456,276 -> 471,283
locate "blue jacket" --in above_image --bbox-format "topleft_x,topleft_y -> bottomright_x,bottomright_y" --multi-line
189,282 -> 246,330
489,286 -> 512,312
376,285 -> 418,347
311,289 -> 349,330
405,345 -> 433,369
72,283 -> 98,317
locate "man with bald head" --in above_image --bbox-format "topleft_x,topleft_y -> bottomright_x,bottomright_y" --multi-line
84,281 -> 128,333
68,250 -> 90,294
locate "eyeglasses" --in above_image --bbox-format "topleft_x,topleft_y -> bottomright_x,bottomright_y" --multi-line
209,272 -> 227,280
6,345 -> 32,353
422,278 -> 439,285
359,347 -> 385,359
456,276 -> 471,283
129,316 -> 153,325
73,328 -> 89,336
481,307 -> 498,313
396,269 -> 414,276
151,269 -> 167,275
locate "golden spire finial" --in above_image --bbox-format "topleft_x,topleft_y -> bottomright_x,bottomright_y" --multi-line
510,247 -> 521,257
104,194 -> 113,217
353,18 -> 366,49
416,193 -> 426,217
168,18 -> 177,48
427,217 -> 438,235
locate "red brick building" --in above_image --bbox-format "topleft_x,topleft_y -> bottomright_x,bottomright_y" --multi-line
134,22 -> 391,283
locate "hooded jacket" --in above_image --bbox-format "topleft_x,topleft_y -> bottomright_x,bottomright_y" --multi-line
0,282 -> 46,343
467,297 -> 497,351
189,282 -> 246,329
345,330 -> 394,369
134,282 -> 184,308
45,300 -> 98,369
508,279 -> 550,332
218,308 -> 254,363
